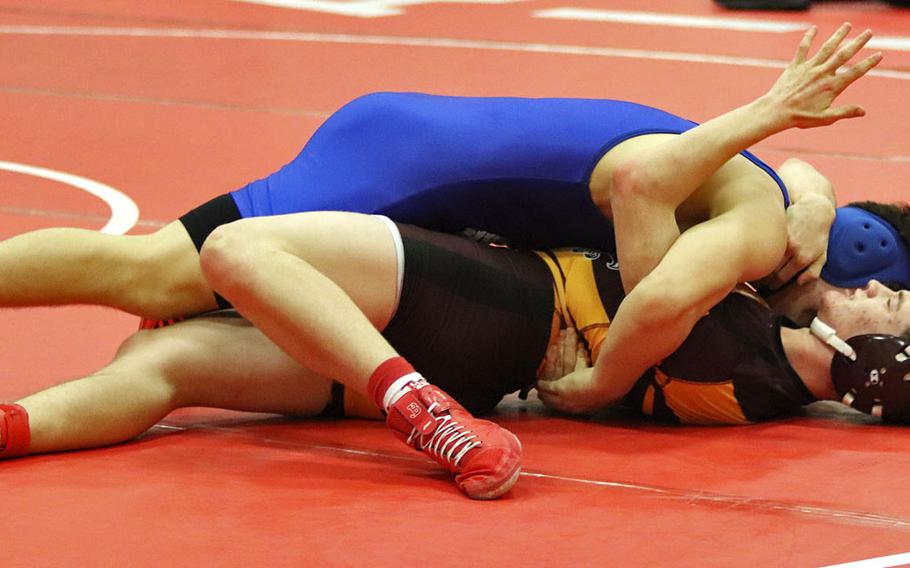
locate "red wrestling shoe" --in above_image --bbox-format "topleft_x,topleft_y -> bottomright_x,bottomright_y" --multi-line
386,379 -> 522,499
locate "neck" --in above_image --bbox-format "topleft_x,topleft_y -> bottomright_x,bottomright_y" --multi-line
765,279 -> 839,326
779,326 -> 839,400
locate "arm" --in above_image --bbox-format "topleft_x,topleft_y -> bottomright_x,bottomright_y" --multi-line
617,24 -> 875,208
540,207 -> 775,412
539,25 -> 881,413
606,23 -> 878,291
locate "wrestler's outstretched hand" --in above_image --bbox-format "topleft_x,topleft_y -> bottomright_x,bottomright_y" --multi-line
766,23 -> 882,129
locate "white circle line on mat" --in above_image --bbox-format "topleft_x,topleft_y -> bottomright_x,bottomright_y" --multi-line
0,161 -> 138,235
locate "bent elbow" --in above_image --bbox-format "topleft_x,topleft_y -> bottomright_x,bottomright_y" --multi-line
610,158 -> 653,203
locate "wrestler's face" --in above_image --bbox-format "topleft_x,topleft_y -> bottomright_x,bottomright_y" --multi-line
817,280 -> 910,337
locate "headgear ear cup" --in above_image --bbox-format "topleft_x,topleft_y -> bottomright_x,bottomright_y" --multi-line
830,334 -> 910,423
821,207 -> 910,289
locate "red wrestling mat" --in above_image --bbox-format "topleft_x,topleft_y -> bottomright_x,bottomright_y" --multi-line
2,1 -> 909,566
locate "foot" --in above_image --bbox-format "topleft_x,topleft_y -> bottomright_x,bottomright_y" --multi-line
0,403 -> 30,458
386,380 -> 522,499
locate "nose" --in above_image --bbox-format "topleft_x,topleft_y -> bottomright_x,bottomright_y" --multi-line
863,279 -> 886,298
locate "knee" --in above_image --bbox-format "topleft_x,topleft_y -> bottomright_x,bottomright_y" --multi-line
113,222 -> 216,318
113,330 -> 178,372
110,330 -> 195,405
198,221 -> 262,293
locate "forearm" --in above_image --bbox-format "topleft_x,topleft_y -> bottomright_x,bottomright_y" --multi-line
589,215 -> 763,403
589,288 -> 703,405
626,20 -> 881,206
535,245 -> 738,414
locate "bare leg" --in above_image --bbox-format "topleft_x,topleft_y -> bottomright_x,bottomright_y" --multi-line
200,212 -> 400,397
200,213 -> 523,499
16,314 -> 333,455
0,221 -> 218,319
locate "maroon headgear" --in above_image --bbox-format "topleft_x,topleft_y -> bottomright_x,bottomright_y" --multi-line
813,318 -> 910,422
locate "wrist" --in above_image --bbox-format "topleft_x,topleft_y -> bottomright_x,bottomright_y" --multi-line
748,95 -> 792,134
585,360 -> 633,407
790,192 -> 836,223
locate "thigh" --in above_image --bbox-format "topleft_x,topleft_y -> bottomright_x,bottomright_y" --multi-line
384,224 -> 555,414
221,211 -> 400,328
115,313 -> 334,416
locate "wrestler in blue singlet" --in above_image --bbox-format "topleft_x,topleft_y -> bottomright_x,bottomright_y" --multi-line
229,93 -> 790,251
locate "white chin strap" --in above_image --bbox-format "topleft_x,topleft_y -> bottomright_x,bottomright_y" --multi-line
809,317 -> 857,362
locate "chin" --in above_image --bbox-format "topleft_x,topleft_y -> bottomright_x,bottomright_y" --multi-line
767,279 -> 829,323
816,290 -> 844,320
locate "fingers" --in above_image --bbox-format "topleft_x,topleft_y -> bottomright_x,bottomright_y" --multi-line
835,52 -> 884,90
536,365 -> 593,414
796,251 -> 828,286
539,343 -> 558,380
575,344 -> 589,372
810,22 -> 852,67
774,257 -> 808,289
824,104 -> 866,124
763,244 -> 796,290
822,29 -> 874,75
768,257 -> 798,290
792,25 -> 817,65
796,255 -> 824,286
536,378 -> 556,396
536,380 -> 570,412
561,328 -> 578,371
536,386 -> 586,415
536,386 -> 557,408
771,251 -> 827,289
769,245 -> 823,289
539,328 -> 586,380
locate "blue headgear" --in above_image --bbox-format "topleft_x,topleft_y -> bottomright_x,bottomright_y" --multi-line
821,207 -> 910,289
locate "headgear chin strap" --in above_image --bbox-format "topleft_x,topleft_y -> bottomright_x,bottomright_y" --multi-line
821,207 -> 910,289
809,318 -> 856,361
810,317 -> 910,421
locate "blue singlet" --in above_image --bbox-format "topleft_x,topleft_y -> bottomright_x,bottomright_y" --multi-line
230,92 -> 789,250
